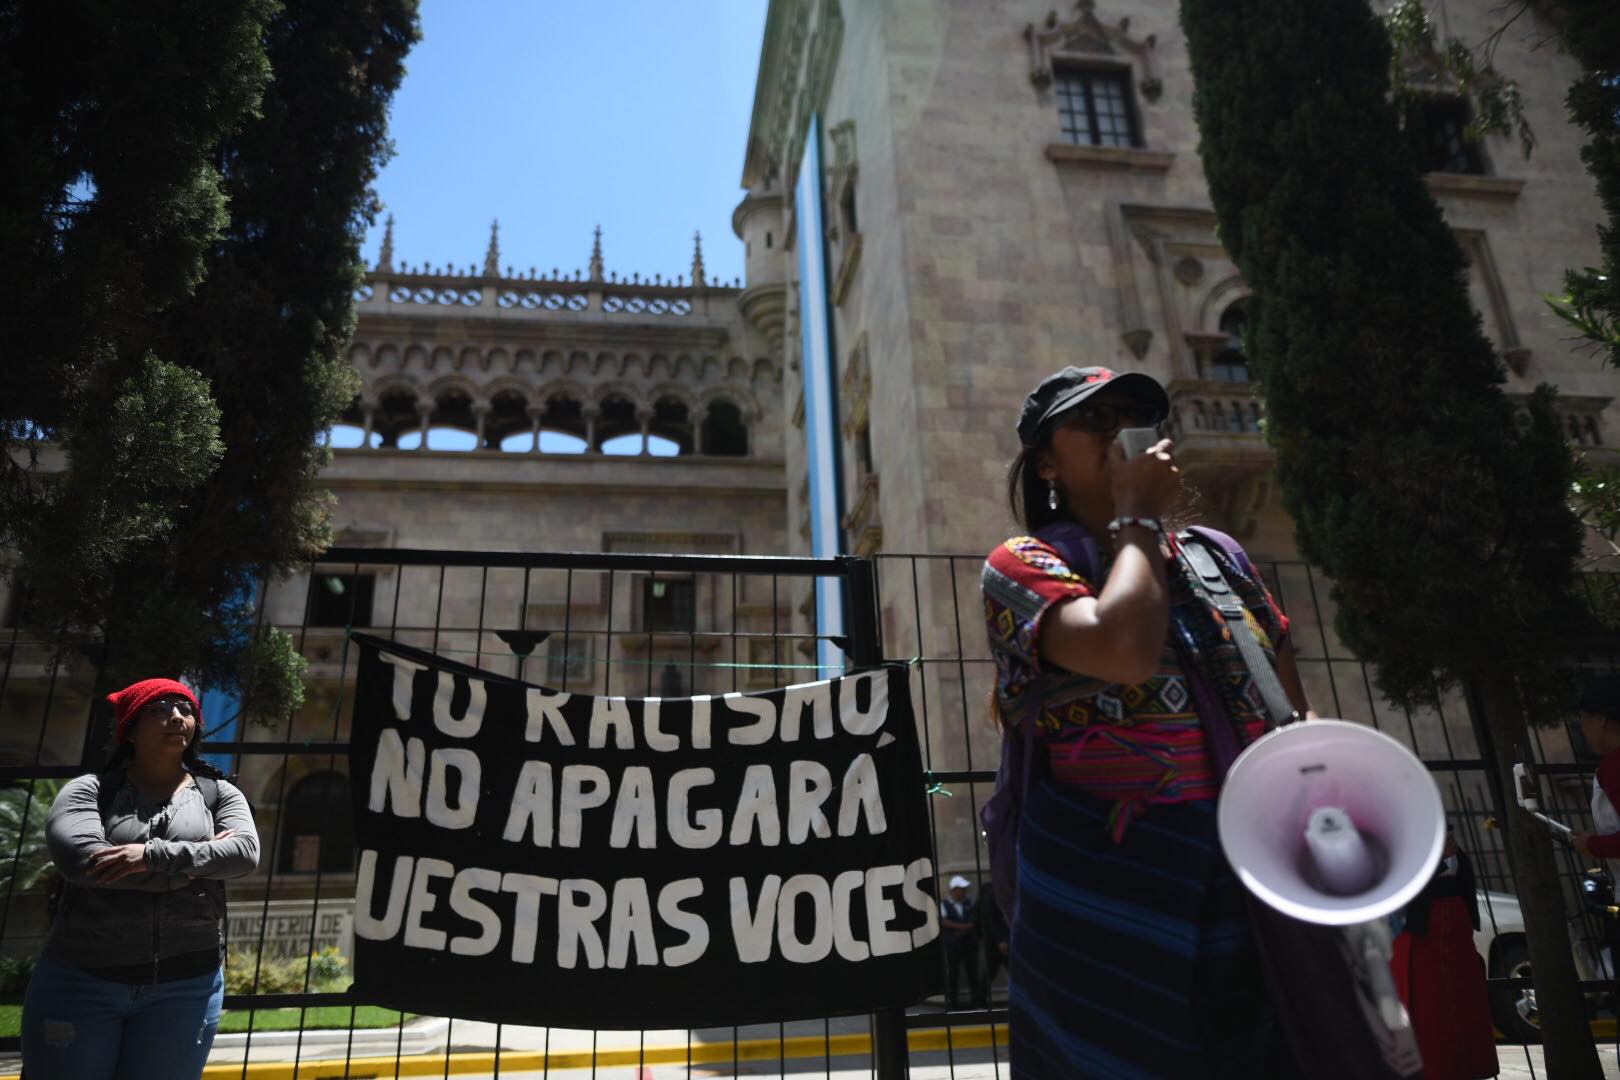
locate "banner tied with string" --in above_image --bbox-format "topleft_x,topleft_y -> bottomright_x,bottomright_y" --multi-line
347,633 -> 941,1029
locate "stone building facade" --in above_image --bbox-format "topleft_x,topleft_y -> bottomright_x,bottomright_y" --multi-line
739,0 -> 1617,872
4,0 -> 1617,930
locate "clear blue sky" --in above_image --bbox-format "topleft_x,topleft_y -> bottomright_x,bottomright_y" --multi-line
360,0 -> 769,288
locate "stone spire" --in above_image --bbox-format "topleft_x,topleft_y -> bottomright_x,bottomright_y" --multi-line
690,230 -> 707,288
588,225 -> 604,283
483,219 -> 501,278
376,214 -> 395,273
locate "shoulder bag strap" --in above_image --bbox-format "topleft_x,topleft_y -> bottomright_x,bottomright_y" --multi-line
1176,534 -> 1298,729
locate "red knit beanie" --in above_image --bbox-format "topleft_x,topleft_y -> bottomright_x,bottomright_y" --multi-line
107,679 -> 202,744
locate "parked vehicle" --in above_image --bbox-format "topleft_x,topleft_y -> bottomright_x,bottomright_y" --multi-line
1472,888 -> 1613,1043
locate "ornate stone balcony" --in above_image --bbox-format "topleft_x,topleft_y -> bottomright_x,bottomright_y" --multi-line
1162,379 -> 1274,538
1513,392 -> 1612,460
1164,379 -> 1272,469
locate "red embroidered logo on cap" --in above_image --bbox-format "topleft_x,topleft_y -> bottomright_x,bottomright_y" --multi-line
1086,369 -> 1115,383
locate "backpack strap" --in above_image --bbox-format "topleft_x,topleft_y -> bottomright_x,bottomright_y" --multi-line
95,769 -> 126,821
195,775 -> 220,820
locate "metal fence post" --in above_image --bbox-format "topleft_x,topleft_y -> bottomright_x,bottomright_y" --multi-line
841,556 -> 910,1079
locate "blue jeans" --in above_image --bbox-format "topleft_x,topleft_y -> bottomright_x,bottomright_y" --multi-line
21,955 -> 224,1080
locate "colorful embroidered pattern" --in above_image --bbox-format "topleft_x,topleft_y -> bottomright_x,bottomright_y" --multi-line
982,533 -> 1290,839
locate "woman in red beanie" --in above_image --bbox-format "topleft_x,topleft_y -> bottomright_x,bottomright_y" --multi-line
22,678 -> 259,1080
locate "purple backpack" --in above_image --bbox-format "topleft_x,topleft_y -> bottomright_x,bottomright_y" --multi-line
979,522 -> 1250,921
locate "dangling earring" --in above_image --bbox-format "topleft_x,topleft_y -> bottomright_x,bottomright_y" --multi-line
1047,479 -> 1060,511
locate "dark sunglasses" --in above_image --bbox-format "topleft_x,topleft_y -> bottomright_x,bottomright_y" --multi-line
142,698 -> 197,719
1061,400 -> 1161,434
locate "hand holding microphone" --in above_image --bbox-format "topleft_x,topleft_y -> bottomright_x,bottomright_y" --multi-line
1110,427 -> 1180,521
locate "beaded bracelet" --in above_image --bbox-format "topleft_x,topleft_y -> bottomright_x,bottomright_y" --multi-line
1107,515 -> 1164,538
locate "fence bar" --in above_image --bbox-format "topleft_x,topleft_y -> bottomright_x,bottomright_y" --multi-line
841,556 -> 910,1080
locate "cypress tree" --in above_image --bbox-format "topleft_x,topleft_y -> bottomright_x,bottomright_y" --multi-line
0,0 -> 418,728
1179,0 -> 1596,1072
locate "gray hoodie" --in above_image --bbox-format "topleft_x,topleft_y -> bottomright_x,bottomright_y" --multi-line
44,770 -> 259,973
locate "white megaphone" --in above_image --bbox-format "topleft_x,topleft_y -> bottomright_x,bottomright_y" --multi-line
1218,719 -> 1445,927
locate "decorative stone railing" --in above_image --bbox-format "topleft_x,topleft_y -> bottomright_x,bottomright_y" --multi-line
1165,380 -> 1266,442
1510,392 -> 1610,450
1166,382 -> 1611,458
354,268 -> 742,320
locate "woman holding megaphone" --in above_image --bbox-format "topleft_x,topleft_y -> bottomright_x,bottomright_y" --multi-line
981,367 -> 1417,1079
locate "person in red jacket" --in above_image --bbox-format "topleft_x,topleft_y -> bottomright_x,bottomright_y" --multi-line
1574,675 -> 1620,985
1389,828 -> 1497,1080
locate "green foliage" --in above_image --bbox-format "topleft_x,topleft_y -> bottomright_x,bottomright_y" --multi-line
0,781 -> 62,902
225,945 -> 350,995
0,956 -> 35,995
216,1005 -> 410,1034
1388,0 -> 1619,371
1548,270 -> 1620,364
307,944 -> 349,985
1549,0 -> 1620,371
1384,0 -> 1535,159
1571,450 -> 1620,569
0,0 -> 417,725
1178,0 -> 1583,717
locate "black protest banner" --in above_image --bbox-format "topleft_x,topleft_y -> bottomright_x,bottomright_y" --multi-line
347,633 -> 941,1029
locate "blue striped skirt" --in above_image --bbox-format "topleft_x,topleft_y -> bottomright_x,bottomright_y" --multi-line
1009,778 -> 1297,1079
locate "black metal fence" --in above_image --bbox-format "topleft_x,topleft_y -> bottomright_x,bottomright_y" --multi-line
0,547 -> 1616,1078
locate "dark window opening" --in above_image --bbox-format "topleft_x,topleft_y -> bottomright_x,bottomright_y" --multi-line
840,181 -> 859,238
307,573 -> 375,628
1403,95 -> 1485,175
700,401 -> 749,457
1,579 -> 34,630
278,772 -> 355,873
1208,304 -> 1252,383
643,578 -> 695,633
765,232 -> 773,250
433,393 -> 475,428
650,398 -> 693,454
1055,66 -> 1141,149
547,637 -> 592,688
855,425 -> 874,477
540,396 -> 586,440
373,391 -> 420,448
485,391 -> 529,448
594,396 -> 639,450
659,662 -> 685,698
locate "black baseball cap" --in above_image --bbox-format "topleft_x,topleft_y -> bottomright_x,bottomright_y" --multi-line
1579,674 -> 1620,719
1017,366 -> 1170,448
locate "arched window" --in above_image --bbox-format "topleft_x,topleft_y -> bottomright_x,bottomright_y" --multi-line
700,401 -> 749,457
278,772 -> 355,873
370,390 -> 421,448
399,393 -> 480,451
1209,304 -> 1251,383
485,391 -> 529,450
595,396 -> 639,453
649,398 -> 693,455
